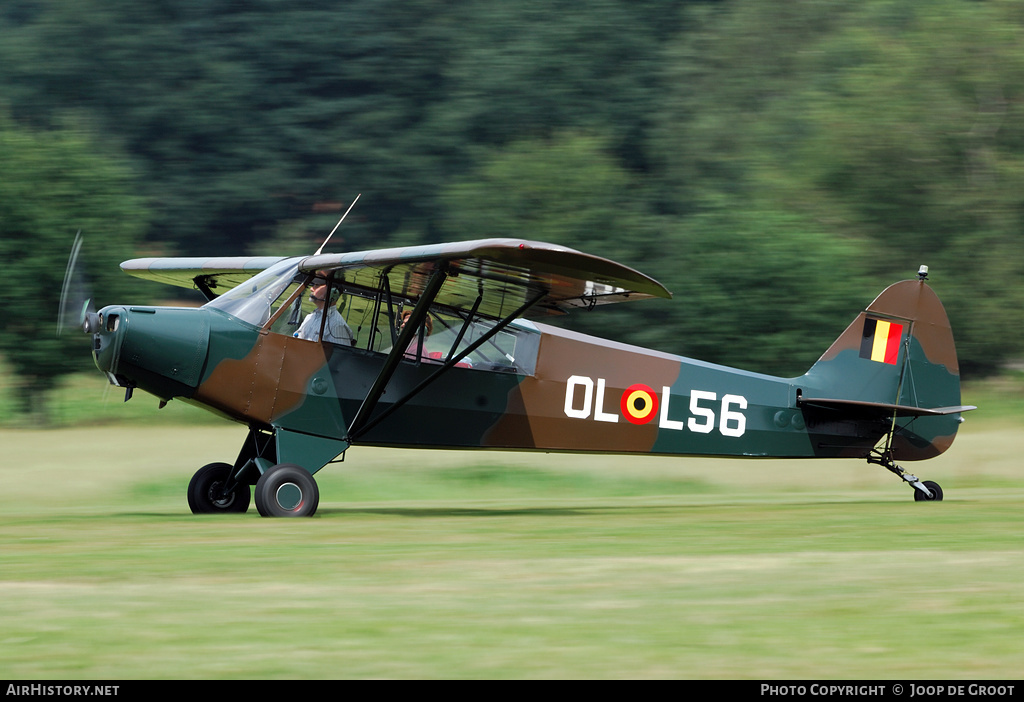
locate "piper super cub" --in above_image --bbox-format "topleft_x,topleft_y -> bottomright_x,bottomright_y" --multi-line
75,236 -> 973,516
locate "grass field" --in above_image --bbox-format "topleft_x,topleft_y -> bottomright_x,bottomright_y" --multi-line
2,386 -> 1023,679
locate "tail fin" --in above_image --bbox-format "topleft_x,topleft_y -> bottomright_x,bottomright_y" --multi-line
797,276 -> 975,461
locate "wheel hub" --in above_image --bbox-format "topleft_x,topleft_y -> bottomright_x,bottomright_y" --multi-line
275,482 -> 304,511
208,481 -> 236,508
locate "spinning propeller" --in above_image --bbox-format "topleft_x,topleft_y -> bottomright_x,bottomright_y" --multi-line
57,231 -> 100,337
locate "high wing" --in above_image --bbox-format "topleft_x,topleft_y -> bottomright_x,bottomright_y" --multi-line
300,238 -> 671,320
119,239 -> 671,315
120,256 -> 288,300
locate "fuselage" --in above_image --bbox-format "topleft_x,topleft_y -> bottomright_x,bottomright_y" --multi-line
91,301 -> 891,462
91,257 -> 964,470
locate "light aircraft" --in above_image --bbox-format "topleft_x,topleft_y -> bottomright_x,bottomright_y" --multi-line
69,236 -> 975,516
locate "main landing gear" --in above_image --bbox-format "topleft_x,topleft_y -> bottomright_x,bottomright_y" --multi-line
867,448 -> 943,502
186,426 -> 331,517
187,462 -> 321,517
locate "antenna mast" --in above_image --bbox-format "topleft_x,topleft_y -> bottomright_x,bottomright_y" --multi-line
315,193 -> 361,255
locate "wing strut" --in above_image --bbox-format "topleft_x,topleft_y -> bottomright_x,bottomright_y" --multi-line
445,288 -> 484,363
346,286 -> 546,443
345,264 -> 450,440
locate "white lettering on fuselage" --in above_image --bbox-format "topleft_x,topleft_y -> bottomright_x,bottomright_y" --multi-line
563,376 -> 748,437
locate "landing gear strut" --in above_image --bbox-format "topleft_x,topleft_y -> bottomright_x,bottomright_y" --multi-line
867,448 -> 943,501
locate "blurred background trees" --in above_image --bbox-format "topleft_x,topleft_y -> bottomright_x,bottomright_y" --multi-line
0,110 -> 149,417
1,0 -> 1022,411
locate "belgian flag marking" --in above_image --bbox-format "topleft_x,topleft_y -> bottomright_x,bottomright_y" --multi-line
621,384 -> 659,425
860,318 -> 903,365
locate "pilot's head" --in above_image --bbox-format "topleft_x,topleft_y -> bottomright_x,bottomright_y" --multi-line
310,285 -> 340,307
400,310 -> 432,334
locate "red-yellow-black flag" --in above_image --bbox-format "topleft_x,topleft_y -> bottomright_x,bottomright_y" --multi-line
860,318 -> 903,365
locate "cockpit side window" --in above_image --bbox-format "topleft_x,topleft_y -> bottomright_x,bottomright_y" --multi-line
283,281 -> 357,346
383,308 -> 540,375
203,260 -> 539,370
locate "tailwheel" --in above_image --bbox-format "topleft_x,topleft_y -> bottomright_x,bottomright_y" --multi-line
254,463 -> 320,517
187,462 -> 251,514
913,480 -> 943,502
867,448 -> 944,502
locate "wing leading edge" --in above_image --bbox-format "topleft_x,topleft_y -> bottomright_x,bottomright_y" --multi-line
120,256 -> 288,300
300,238 -> 671,320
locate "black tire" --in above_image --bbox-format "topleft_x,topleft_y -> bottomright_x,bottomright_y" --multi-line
913,480 -> 943,502
187,462 -> 251,514
254,463 -> 319,517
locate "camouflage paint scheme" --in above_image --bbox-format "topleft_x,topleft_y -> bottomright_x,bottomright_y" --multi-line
90,239 -> 971,514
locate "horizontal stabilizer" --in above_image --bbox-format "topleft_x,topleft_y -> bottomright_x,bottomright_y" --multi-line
799,396 -> 977,417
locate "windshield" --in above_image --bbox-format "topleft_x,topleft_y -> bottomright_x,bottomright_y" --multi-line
203,258 -> 304,327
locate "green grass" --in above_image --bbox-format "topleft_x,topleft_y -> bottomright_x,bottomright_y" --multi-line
2,415 -> 1023,679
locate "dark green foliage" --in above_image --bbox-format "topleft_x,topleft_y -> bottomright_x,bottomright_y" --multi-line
654,0 -> 1024,372
0,111 -> 150,417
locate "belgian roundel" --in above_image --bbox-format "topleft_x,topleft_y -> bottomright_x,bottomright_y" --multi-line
620,384 -> 659,425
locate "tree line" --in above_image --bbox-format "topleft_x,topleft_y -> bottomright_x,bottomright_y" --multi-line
2,0 -> 1022,416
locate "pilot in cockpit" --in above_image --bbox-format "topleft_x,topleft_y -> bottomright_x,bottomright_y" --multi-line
398,309 -> 433,360
295,284 -> 355,346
